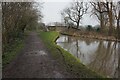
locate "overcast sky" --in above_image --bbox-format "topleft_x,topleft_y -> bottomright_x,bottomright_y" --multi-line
42,2 -> 70,24
41,0 -> 100,26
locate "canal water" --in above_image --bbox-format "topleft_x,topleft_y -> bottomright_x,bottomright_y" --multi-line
56,35 -> 119,78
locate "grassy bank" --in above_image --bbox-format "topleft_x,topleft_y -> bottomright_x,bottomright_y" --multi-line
39,31 -> 103,78
2,38 -> 24,67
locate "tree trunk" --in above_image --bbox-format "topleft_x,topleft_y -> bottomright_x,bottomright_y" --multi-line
76,19 -> 80,29
22,25 -> 26,33
108,12 -> 113,36
100,13 -> 104,32
117,11 -> 120,39
108,2 -> 113,36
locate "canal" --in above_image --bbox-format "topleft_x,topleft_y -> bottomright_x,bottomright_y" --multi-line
56,35 -> 119,78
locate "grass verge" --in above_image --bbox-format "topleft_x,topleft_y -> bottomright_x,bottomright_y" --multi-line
39,31 -> 104,78
2,38 -> 24,67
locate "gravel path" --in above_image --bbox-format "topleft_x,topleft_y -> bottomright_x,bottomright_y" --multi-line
3,32 -> 72,78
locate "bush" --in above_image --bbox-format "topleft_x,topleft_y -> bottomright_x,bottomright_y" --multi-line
96,27 -> 100,32
86,25 -> 92,31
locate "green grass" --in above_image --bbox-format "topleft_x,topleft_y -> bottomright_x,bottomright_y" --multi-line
39,31 -> 104,78
2,38 -> 24,67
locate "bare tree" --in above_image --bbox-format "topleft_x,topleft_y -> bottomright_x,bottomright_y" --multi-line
100,1 -> 119,36
90,1 -> 108,32
61,0 -> 88,29
91,0 -> 119,36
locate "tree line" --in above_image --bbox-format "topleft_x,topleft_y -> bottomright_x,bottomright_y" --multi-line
2,2 -> 43,52
61,0 -> 120,39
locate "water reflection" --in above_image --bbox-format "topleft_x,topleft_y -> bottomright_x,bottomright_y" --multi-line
56,35 -> 119,78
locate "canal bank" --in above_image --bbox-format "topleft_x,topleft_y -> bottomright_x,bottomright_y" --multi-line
60,30 -> 120,42
39,31 -> 104,78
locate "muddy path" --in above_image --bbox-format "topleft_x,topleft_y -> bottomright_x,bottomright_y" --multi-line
3,32 -> 72,78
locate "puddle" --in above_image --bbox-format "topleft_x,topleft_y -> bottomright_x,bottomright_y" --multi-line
53,71 -> 63,78
33,42 -> 41,43
25,50 -> 47,56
